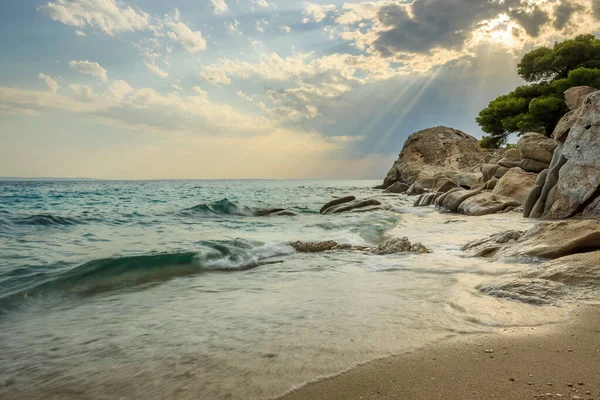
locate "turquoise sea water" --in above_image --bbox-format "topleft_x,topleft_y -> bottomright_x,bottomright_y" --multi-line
0,180 -> 584,399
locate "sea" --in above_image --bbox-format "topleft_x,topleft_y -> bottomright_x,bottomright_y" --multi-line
0,180 -> 595,399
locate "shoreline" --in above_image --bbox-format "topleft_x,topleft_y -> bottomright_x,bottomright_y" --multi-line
279,305 -> 600,400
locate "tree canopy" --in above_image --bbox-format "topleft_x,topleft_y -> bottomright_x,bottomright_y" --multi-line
477,34 -> 600,148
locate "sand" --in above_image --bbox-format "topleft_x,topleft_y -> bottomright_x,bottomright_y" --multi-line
279,306 -> 600,400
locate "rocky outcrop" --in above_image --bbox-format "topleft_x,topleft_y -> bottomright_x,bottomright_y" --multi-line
320,196 -> 356,214
516,133 -> 558,165
382,126 -> 488,189
290,238 -> 430,254
524,88 -> 600,219
491,167 -> 537,205
462,220 -> 600,260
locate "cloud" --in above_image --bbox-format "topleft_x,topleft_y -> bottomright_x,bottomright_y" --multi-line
198,68 -> 232,86
144,62 -> 169,78
509,6 -> 550,37
280,25 -> 291,33
165,21 -> 207,52
302,3 -> 337,23
38,0 -> 150,35
226,19 -> 242,35
256,19 -> 269,32
252,0 -> 270,8
108,80 -> 134,99
75,29 -> 86,36
68,84 -> 96,102
209,0 -> 228,15
553,0 -> 584,30
39,73 -> 58,93
69,60 -> 108,81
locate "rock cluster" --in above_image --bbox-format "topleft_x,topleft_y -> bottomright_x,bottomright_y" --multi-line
524,87 -> 600,219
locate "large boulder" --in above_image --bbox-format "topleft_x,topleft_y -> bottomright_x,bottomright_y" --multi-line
564,86 -> 598,111
382,126 -> 487,188
516,133 -> 558,164
536,90 -> 600,219
481,164 -> 500,182
462,220 -> 600,260
438,189 -> 482,213
457,192 -> 520,216
491,167 -> 537,205
320,196 -> 356,214
552,110 -> 578,143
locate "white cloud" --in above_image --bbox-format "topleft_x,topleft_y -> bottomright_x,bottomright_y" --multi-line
198,68 -> 232,86
280,25 -> 291,33
226,19 -> 242,36
252,0 -> 270,8
38,73 -> 58,93
256,19 -> 269,32
69,60 -> 108,81
302,3 -> 336,23
68,84 -> 96,102
144,62 -> 169,78
165,21 -> 207,53
75,30 -> 86,36
209,0 -> 228,15
38,0 -> 150,35
108,80 -> 133,100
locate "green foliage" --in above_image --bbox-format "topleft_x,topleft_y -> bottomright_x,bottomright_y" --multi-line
477,35 -> 600,148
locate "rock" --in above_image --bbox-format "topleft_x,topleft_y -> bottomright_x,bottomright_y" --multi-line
552,110 -> 578,143
322,199 -> 382,214
434,178 -> 458,194
520,158 -> 550,173
457,192 -> 521,216
439,189 -> 482,213
456,172 -> 482,189
497,148 -> 522,169
484,178 -> 498,190
382,126 -> 487,188
516,133 -> 558,164
384,183 -> 409,194
320,196 -> 356,214
529,144 -> 566,218
462,230 -> 523,257
564,86 -> 598,111
290,241 -> 340,252
414,193 -> 439,207
463,220 -> 600,260
492,167 -> 538,205
524,169 -> 549,218
481,164 -> 500,182
434,187 -> 463,208
254,208 -> 296,217
494,166 -> 509,179
406,178 -> 435,195
546,102 -> 600,218
372,237 -> 431,255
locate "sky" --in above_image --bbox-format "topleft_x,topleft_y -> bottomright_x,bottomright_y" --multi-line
1,0 -> 600,179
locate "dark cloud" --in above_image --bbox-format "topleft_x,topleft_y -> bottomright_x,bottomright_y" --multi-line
374,0 -> 505,55
509,6 -> 550,37
553,1 -> 583,30
593,0 -> 600,18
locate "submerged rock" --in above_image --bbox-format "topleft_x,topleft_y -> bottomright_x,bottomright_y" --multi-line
320,196 -> 356,214
290,238 -> 431,255
322,199 -> 383,214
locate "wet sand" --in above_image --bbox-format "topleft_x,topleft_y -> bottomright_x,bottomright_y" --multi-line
279,306 -> 600,400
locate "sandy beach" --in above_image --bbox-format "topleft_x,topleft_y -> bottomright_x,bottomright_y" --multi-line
280,306 -> 600,400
